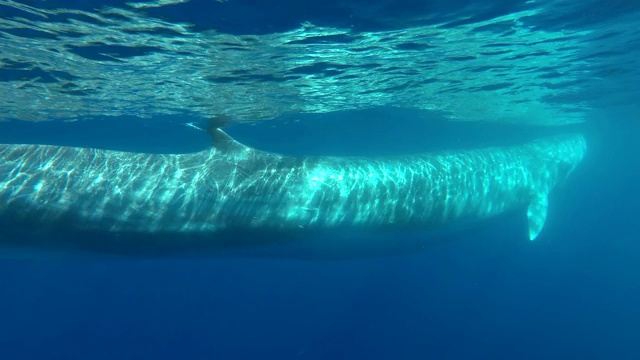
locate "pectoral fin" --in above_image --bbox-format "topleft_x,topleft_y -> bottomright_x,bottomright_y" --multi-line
527,193 -> 549,241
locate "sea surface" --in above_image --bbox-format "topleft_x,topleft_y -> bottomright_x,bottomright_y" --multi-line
0,0 -> 639,359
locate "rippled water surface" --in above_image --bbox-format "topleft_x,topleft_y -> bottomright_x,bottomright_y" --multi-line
2,0 -> 638,125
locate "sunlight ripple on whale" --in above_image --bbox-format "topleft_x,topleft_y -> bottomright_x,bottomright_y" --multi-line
0,119 -> 587,257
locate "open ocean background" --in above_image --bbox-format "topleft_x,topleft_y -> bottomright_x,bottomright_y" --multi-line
1,0 -> 639,359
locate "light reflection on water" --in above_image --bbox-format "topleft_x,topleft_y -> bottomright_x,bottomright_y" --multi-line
0,0 -> 637,125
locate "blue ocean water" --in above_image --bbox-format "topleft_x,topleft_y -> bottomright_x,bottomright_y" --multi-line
1,0 -> 639,359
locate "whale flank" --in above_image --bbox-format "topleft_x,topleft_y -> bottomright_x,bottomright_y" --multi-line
0,126 -> 587,258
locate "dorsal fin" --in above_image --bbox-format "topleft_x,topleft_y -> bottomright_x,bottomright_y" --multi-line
206,116 -> 250,154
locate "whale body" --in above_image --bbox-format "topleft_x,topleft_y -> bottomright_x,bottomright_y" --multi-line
0,124 -> 586,258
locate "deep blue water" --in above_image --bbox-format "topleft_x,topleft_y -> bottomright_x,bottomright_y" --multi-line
1,0 -> 640,359
0,111 -> 638,359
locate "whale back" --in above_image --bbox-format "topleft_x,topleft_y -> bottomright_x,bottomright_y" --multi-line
0,125 -> 587,258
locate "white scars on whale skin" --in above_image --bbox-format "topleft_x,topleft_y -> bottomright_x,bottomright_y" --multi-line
0,122 -> 587,257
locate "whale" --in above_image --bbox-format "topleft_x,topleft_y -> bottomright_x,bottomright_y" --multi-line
0,120 -> 587,258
